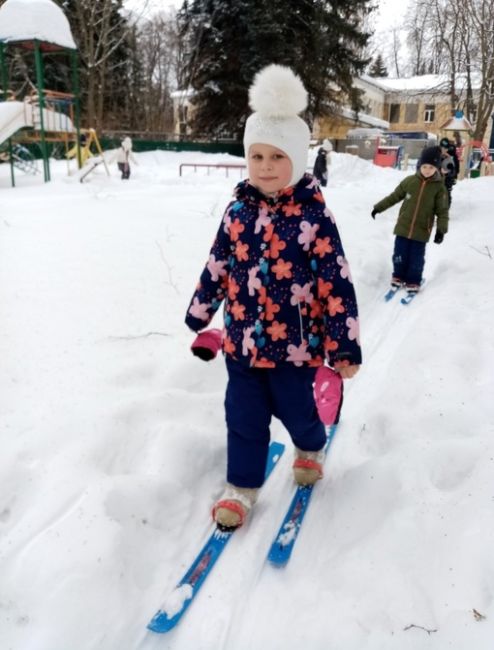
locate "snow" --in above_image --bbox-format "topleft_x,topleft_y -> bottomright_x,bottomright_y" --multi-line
1,148 -> 493,650
0,0 -> 76,50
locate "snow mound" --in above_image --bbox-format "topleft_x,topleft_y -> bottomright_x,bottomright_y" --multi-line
0,0 -> 76,50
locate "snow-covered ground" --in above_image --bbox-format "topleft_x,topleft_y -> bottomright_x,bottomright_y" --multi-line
1,150 -> 493,650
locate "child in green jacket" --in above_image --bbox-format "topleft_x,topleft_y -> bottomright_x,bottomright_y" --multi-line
371,145 -> 449,295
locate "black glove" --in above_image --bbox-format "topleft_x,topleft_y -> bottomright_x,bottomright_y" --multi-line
434,231 -> 444,244
371,209 -> 377,219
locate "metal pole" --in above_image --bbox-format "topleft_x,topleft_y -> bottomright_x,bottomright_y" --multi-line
70,49 -> 82,169
34,40 -> 50,182
0,42 -> 16,187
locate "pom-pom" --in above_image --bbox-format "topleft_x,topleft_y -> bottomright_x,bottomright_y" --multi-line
248,64 -> 307,118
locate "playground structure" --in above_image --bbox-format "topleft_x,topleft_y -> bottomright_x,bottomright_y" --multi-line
0,0 -> 109,186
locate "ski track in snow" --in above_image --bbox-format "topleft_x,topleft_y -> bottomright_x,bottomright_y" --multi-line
1,151 -> 493,650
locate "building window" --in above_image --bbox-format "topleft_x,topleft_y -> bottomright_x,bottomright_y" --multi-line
405,103 -> 418,123
424,104 -> 435,122
389,103 -> 401,123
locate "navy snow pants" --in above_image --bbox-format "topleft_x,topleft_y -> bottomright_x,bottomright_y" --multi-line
392,235 -> 426,286
225,358 -> 326,488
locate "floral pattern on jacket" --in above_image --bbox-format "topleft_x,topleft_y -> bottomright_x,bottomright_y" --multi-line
185,175 -> 362,368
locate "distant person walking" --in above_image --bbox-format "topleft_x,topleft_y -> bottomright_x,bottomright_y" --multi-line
112,137 -> 137,180
313,139 -> 332,187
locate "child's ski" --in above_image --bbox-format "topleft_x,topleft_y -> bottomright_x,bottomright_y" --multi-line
400,280 -> 425,305
147,440 -> 285,634
267,425 -> 337,567
384,285 -> 401,302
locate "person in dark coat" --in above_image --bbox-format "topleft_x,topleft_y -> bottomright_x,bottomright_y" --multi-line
313,139 -> 332,187
439,137 -> 460,206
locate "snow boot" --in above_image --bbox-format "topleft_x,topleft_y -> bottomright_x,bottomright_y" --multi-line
212,484 -> 259,530
293,447 -> 325,486
405,283 -> 421,295
390,276 -> 402,288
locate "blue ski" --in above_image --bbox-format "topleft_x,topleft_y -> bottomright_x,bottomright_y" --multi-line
147,440 -> 285,633
267,425 -> 338,567
400,280 -> 425,305
384,285 -> 401,302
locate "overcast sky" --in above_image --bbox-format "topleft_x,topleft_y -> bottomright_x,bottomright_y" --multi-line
124,0 -> 409,29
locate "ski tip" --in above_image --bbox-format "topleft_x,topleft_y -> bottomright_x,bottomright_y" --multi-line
147,610 -> 177,634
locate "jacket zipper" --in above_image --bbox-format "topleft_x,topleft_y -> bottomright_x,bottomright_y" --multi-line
407,178 -> 427,239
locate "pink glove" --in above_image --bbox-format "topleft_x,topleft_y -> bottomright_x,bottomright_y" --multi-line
191,328 -> 222,361
313,366 -> 343,425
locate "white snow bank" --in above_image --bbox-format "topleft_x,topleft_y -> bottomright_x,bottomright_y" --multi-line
0,0 -> 76,50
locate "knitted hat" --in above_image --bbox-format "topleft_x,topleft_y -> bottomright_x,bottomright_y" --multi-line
419,145 -> 442,169
243,64 -> 310,187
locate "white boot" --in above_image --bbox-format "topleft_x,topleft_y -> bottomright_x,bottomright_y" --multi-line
293,447 -> 325,486
212,483 -> 259,529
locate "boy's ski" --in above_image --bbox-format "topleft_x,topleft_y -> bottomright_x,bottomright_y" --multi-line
147,440 -> 285,634
400,280 -> 425,305
384,285 -> 401,302
267,424 -> 337,567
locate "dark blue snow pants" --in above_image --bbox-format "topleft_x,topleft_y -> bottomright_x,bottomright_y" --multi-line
225,358 -> 326,488
392,235 -> 426,286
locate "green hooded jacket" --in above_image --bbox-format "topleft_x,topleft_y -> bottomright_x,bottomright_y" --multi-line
373,171 -> 449,242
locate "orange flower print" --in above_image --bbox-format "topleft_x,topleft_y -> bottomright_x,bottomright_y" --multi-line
313,237 -> 333,258
254,358 -> 276,368
317,278 -> 333,298
310,300 -> 323,319
263,223 -> 275,242
227,277 -> 240,300
231,300 -> 246,321
223,336 -> 236,355
235,240 -> 249,262
282,199 -> 302,217
265,297 -> 280,321
309,356 -> 323,367
328,295 -> 345,316
269,233 -> 286,259
314,191 -> 325,203
266,320 -> 287,341
257,286 -> 267,305
229,218 -> 245,242
324,335 -> 338,353
271,258 -> 293,280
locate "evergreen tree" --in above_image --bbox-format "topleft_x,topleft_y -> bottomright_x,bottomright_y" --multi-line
368,54 -> 388,77
178,0 -> 374,139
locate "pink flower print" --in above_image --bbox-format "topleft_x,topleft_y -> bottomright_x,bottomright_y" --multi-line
255,206 -> 271,234
207,254 -> 228,281
346,317 -> 360,345
290,282 -> 314,306
247,265 -> 262,296
286,342 -> 312,366
297,221 -> 319,251
337,255 -> 353,283
242,326 -> 256,356
323,207 -> 336,223
223,213 -> 232,234
188,297 -> 211,322
306,176 -> 319,190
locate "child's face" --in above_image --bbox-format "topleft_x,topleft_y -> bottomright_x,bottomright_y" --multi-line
420,163 -> 437,178
248,144 -> 293,195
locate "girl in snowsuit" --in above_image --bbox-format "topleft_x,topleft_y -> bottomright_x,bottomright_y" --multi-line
185,65 -> 362,529
372,145 -> 449,295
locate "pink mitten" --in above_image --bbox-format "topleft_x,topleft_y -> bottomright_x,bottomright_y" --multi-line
313,366 -> 343,425
191,328 -> 222,361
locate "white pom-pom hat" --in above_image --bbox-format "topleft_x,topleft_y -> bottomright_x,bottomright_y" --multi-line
243,64 -> 311,187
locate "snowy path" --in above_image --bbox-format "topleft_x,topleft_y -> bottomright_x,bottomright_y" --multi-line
1,152 -> 493,650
